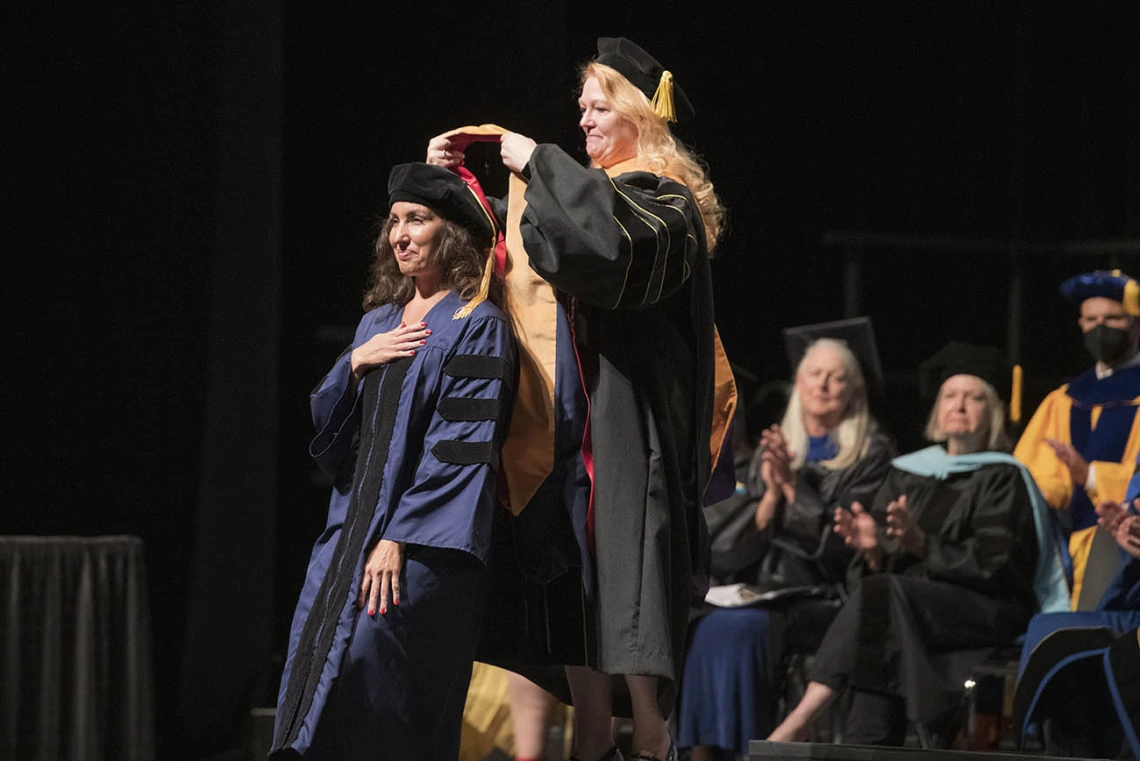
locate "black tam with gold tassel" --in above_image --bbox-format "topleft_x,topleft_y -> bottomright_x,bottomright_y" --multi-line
594,36 -> 695,123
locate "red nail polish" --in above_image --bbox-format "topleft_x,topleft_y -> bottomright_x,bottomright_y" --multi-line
419,340 -> 426,345
368,608 -> 375,616
380,607 -> 387,615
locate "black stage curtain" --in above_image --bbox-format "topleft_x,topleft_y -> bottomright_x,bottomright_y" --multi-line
7,2 -> 1137,758
0,536 -> 153,761
178,0 -> 282,757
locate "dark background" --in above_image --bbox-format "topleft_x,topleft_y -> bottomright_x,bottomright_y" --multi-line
6,1 -> 1138,758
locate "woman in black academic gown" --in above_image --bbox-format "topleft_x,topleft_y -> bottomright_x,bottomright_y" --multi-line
768,342 -> 1067,746
681,336 -> 894,760
270,163 -> 514,760
428,37 -> 729,761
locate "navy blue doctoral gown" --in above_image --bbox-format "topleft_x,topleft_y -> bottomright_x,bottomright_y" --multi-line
271,292 -> 515,759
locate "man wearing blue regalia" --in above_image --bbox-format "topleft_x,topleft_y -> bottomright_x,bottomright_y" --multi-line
1014,270 -> 1140,608
1013,449 -> 1140,759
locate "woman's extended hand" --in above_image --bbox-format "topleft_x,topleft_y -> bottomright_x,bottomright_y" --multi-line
351,323 -> 430,379
358,539 -> 406,616
834,502 -> 878,551
885,495 -> 925,556
426,131 -> 466,168
500,132 -> 537,174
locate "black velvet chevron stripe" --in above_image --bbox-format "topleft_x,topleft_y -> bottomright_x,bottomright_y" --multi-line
438,396 -> 502,422
443,354 -> 511,381
609,177 -> 699,308
273,356 -> 412,753
433,439 -> 498,466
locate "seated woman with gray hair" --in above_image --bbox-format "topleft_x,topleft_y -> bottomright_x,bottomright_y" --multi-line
680,336 -> 894,760
768,342 -> 1069,746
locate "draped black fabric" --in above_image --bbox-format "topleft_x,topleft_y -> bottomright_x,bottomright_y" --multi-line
0,536 -> 153,761
485,144 -> 719,717
809,464 -> 1040,728
176,1 -> 281,757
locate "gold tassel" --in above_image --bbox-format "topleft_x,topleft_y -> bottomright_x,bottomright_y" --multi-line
1124,278 -> 1140,316
651,70 -> 676,123
1010,364 -> 1023,424
453,183 -> 500,320
452,248 -> 495,320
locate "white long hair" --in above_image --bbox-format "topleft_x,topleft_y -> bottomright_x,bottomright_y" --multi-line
780,338 -> 876,471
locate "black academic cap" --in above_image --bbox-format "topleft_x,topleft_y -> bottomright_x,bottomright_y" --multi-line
918,341 -> 1010,401
387,162 -> 496,241
594,37 -> 695,122
782,317 -> 885,394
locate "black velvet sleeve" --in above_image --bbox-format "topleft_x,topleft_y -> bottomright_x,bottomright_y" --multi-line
519,143 -> 704,310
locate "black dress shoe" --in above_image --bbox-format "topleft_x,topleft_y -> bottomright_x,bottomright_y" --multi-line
629,742 -> 676,761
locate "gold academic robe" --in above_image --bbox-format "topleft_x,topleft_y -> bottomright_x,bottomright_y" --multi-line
1015,363 -> 1140,607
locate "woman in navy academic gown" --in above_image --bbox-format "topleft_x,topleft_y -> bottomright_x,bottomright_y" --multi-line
270,163 -> 516,760
680,337 -> 894,760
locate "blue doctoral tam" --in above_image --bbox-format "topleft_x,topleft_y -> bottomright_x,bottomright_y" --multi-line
1060,270 -> 1140,316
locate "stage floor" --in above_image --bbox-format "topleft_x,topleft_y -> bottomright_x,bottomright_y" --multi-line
749,741 -> 1103,761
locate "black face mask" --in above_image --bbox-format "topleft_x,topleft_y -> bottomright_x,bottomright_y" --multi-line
1084,324 -> 1133,364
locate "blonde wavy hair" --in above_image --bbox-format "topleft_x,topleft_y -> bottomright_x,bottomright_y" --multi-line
781,338 -> 876,471
580,62 -> 726,252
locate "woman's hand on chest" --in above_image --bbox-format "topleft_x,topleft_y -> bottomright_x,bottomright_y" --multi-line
351,322 -> 431,379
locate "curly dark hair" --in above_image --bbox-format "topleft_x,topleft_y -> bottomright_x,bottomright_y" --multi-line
362,213 -> 499,311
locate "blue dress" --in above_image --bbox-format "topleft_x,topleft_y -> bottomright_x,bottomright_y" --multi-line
678,435 -> 843,755
270,292 -> 515,760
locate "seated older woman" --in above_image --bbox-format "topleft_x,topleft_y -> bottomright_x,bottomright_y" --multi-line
679,337 -> 894,760
768,342 -> 1069,746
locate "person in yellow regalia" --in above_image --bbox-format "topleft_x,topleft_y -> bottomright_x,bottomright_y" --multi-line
1015,270 -> 1140,608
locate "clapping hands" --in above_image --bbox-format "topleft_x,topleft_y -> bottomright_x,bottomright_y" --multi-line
758,425 -> 796,501
834,493 -> 924,563
834,502 -> 878,551
885,495 -> 926,555
1097,499 -> 1140,560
